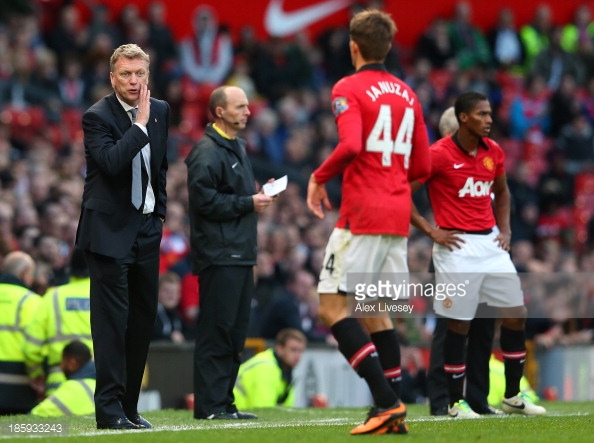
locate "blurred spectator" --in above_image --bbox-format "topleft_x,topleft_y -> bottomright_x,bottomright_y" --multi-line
508,162 -> 539,243
58,56 -> 88,109
488,8 -> 524,69
0,201 -> 18,251
554,112 -> 594,175
251,37 -> 311,104
30,340 -> 95,417
520,4 -> 553,69
234,25 -> 264,68
225,55 -> 258,101
560,4 -> 594,53
415,18 -> 456,69
159,200 -> 190,274
531,25 -> 585,90
0,251 -> 40,415
509,73 -> 550,140
35,234 -> 69,287
535,189 -> 574,252
259,269 -> 325,342
0,48 -> 49,112
147,1 -> 179,86
249,107 -> 284,163
115,3 -> 141,43
448,1 -> 492,69
23,248 -> 92,396
577,35 -> 594,82
315,3 -> 363,84
548,73 -> 582,137
151,272 -> 187,343
44,4 -> 87,60
233,328 -> 307,409
83,1 -> 123,49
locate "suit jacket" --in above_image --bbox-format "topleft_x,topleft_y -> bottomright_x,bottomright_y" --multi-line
76,93 -> 170,258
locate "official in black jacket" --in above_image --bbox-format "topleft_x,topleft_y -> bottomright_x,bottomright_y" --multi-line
185,85 -> 277,420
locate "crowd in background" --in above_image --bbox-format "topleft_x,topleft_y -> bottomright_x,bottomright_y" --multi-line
0,0 -> 593,366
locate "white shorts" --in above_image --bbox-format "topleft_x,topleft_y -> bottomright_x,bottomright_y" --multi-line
432,227 -> 523,320
317,228 -> 408,295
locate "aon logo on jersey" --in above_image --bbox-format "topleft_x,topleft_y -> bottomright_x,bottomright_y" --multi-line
458,177 -> 493,197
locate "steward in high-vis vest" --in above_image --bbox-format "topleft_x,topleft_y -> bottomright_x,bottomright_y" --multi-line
31,340 -> 95,417
23,249 -> 92,395
0,251 -> 40,415
234,329 -> 306,409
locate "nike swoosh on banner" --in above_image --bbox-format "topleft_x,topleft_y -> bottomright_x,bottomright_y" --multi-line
264,0 -> 350,37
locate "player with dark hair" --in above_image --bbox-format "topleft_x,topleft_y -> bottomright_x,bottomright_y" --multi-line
411,91 -> 545,418
307,9 -> 431,435
424,107 -> 499,416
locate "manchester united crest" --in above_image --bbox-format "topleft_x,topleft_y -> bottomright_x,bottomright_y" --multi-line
483,157 -> 494,171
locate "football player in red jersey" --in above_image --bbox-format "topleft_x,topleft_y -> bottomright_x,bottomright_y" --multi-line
307,9 -> 431,435
411,91 -> 545,418
425,107 -> 500,417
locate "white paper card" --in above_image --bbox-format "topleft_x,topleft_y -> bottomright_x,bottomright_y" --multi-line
262,175 -> 288,196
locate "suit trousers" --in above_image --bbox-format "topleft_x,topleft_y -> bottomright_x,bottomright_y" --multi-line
85,214 -> 161,422
427,306 -> 495,413
193,265 -> 254,418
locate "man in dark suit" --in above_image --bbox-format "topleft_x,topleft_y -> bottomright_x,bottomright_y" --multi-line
75,43 -> 170,430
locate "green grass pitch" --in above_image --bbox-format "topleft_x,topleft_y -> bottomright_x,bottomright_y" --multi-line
0,402 -> 592,442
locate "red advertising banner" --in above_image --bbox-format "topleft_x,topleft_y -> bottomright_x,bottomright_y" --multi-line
83,0 -> 589,48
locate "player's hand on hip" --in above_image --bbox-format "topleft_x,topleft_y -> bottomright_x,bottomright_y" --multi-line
307,174 -> 331,219
495,231 -> 511,251
432,228 -> 465,251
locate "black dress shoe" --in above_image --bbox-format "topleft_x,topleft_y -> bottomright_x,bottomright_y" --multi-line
97,417 -> 141,430
205,412 -> 238,419
128,414 -> 153,428
430,405 -> 449,416
235,411 -> 258,419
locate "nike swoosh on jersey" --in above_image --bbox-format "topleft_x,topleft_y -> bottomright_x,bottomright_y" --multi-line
264,0 -> 350,37
453,163 -> 465,169
232,162 -> 239,169
452,373 -> 465,379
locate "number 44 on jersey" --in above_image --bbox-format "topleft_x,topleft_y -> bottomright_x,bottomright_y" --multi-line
366,105 -> 414,168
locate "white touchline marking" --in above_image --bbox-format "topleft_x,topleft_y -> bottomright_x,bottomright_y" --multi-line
3,411 -> 588,439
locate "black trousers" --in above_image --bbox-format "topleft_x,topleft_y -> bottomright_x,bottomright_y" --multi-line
193,265 -> 254,418
427,306 -> 495,413
85,214 -> 161,423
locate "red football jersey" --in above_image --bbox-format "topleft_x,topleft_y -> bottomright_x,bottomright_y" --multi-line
313,65 -> 430,236
422,135 -> 505,231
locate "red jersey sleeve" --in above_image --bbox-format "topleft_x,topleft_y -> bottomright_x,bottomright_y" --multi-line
407,104 -> 431,182
313,79 -> 362,184
418,140 -> 446,184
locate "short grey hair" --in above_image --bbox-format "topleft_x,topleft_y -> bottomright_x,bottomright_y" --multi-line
110,44 -> 150,72
438,106 -> 458,137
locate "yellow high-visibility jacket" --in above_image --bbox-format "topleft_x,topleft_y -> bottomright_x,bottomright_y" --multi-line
30,361 -> 95,417
234,348 -> 295,409
0,282 -> 41,412
23,278 -> 92,394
